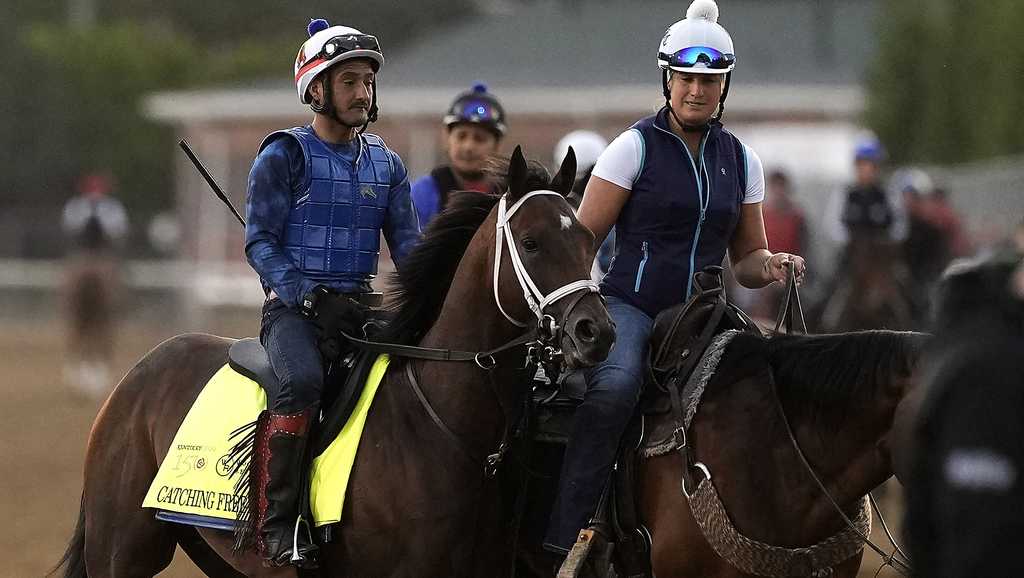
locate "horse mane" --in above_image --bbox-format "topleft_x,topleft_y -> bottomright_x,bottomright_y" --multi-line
732,331 -> 927,422
381,156 -> 553,345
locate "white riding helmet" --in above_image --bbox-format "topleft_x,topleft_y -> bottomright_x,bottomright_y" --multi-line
294,18 -> 384,105
553,131 -> 609,179
657,0 -> 736,75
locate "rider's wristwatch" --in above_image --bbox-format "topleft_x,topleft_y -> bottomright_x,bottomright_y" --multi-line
300,285 -> 331,318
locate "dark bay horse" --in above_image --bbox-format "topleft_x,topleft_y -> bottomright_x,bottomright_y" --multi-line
62,252 -> 121,397
55,147 -> 615,577
816,235 -> 918,332
638,329 -> 927,577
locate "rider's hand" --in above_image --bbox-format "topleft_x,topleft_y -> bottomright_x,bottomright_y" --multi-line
763,252 -> 807,285
312,291 -> 369,341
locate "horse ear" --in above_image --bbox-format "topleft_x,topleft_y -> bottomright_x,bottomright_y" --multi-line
550,146 -> 577,197
506,145 -> 529,202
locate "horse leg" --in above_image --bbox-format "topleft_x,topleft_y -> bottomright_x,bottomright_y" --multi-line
81,402 -> 178,577
76,333 -> 239,577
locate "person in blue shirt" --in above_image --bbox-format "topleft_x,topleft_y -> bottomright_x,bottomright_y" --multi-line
410,82 -> 506,227
544,0 -> 807,557
243,18 -> 419,567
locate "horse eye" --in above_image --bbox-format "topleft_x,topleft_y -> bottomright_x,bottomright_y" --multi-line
521,237 -> 539,252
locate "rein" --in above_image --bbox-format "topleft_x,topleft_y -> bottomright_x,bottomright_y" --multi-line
658,263 -> 912,576
770,262 -> 912,576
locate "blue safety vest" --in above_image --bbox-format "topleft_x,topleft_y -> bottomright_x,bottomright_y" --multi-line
258,126 -> 395,278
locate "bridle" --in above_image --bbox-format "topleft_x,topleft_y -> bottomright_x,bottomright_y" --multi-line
341,189 -> 600,369
345,189 -> 601,477
492,190 -> 600,330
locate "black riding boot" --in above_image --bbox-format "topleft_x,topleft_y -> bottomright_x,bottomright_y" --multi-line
252,405 -> 320,568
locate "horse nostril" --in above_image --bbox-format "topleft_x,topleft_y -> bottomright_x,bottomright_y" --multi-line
576,318 -> 598,343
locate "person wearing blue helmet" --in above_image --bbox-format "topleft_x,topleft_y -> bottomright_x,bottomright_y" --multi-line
410,82 -> 506,227
823,137 -> 908,245
242,18 -> 419,567
544,0 -> 806,558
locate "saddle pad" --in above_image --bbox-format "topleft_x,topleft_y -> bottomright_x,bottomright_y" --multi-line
142,355 -> 390,527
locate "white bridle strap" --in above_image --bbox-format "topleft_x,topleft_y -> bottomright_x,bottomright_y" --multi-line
492,190 -> 600,327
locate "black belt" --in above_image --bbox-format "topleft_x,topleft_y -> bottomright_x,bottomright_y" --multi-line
266,290 -> 384,308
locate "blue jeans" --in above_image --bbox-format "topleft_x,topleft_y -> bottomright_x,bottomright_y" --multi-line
545,295 -> 654,551
260,298 -> 324,412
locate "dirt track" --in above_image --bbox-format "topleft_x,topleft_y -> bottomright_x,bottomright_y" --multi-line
1,318 -> 905,577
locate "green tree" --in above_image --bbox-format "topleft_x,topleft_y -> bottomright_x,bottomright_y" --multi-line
2,2 -> 475,257
867,0 -> 1024,164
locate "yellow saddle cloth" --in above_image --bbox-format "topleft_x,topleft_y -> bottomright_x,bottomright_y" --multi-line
142,354 -> 390,527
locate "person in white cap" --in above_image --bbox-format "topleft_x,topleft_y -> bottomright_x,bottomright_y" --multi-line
545,0 -> 806,557
553,130 -> 614,279
242,18 -> 419,567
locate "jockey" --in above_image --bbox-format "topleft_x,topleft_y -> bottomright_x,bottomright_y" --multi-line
544,0 -> 806,557
410,82 -> 506,227
823,137 -> 908,245
243,18 -> 419,567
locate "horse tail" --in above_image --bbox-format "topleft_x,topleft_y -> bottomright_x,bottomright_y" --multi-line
50,496 -> 87,578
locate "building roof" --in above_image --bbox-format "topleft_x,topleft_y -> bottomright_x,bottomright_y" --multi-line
382,0 -> 877,88
145,0 -> 876,123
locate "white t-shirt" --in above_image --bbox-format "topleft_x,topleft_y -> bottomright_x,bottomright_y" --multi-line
590,128 -> 765,204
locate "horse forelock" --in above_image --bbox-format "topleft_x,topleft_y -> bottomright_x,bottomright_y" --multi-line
756,330 -> 928,422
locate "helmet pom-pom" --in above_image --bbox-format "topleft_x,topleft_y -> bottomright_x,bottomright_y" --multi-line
471,81 -> 488,93
307,18 -> 330,37
686,0 -> 720,23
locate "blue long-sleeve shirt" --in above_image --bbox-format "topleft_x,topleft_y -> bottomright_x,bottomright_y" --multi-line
244,132 -> 420,309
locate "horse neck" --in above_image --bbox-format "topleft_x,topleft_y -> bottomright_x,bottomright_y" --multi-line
412,224 -> 532,451
782,375 -> 906,531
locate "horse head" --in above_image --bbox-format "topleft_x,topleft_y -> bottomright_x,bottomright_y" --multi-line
492,145 -> 614,368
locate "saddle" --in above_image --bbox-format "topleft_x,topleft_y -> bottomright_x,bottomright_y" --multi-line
641,266 -> 759,414
227,304 -> 390,458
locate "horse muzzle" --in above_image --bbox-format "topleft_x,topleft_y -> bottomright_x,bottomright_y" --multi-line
559,296 -> 615,369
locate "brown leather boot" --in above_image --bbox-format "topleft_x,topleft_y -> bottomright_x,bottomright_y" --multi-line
251,405 -> 319,568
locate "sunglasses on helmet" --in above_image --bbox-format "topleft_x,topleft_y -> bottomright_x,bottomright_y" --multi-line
319,34 -> 381,59
659,45 -> 735,70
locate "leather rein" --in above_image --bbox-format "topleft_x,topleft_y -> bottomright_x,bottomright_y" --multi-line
662,262 -> 911,576
771,262 -> 912,576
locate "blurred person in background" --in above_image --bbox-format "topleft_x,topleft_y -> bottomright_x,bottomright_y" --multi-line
904,251 -> 1024,578
815,138 -> 915,330
545,0 -> 806,560
741,168 -> 808,318
1016,218 -> 1024,253
243,18 -> 419,567
922,185 -> 972,258
895,168 -> 950,313
553,129 -> 612,279
410,82 -> 506,228
823,137 -> 907,248
60,171 -> 128,398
